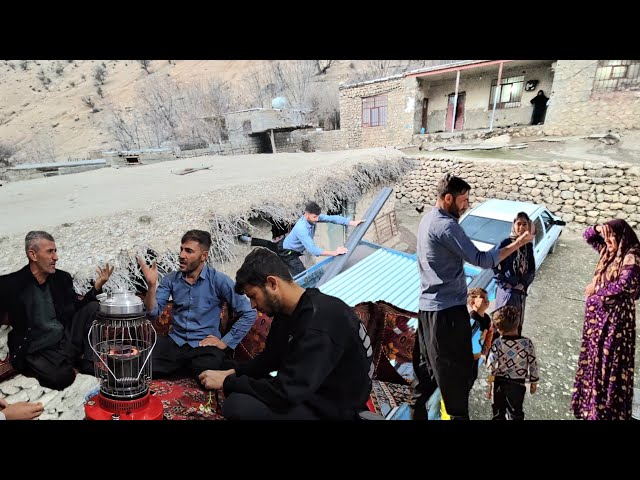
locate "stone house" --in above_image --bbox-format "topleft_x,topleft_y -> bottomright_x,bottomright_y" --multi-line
339,60 -> 640,148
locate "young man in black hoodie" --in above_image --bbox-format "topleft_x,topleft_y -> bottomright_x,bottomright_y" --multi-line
198,247 -> 373,420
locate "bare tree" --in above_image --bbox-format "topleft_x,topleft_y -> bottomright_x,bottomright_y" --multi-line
104,102 -> 145,150
36,69 -> 52,88
308,83 -> 340,130
314,60 -> 335,75
241,67 -> 277,108
0,141 -> 16,167
182,78 -> 238,146
104,73 -> 240,151
94,64 -> 108,85
81,96 -> 100,113
136,76 -> 183,146
271,60 -> 316,109
18,133 -> 57,164
137,60 -> 153,74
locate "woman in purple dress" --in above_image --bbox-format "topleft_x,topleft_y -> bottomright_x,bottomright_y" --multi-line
571,219 -> 640,420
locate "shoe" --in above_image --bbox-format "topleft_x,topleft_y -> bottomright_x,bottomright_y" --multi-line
237,233 -> 251,244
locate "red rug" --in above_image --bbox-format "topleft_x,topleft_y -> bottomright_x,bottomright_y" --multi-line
150,377 -> 225,420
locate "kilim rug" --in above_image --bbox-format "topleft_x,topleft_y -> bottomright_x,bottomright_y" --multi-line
369,379 -> 413,417
150,377 -> 225,420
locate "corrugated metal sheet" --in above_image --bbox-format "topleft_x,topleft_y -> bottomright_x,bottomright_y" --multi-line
319,248 -> 420,314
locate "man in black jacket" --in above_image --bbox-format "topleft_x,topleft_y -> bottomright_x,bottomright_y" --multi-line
198,247 -> 373,420
0,231 -> 113,390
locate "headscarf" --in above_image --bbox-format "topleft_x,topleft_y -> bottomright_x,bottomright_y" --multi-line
593,219 -> 640,298
510,212 -> 532,276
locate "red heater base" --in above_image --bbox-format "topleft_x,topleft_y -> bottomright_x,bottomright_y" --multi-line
85,391 -> 164,420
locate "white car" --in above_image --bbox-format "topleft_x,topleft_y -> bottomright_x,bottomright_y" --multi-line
459,199 -> 565,280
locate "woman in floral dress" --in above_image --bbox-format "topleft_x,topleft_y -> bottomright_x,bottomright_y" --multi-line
571,219 -> 640,420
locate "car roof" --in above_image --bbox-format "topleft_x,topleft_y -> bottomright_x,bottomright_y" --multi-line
466,199 -> 543,222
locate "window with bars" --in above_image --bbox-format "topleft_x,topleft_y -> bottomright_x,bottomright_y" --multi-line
593,60 -> 640,93
488,75 -> 524,109
362,94 -> 388,127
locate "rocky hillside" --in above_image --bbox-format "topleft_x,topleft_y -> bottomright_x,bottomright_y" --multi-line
0,60 -> 381,163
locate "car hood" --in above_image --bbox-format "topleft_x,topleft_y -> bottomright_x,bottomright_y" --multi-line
471,240 -> 495,252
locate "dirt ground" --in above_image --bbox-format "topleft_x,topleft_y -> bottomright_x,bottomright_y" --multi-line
389,203 -> 640,420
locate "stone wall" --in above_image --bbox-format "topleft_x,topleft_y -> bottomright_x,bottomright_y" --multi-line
395,156 -> 640,227
273,129 -> 344,153
545,60 -> 640,135
339,77 -> 415,149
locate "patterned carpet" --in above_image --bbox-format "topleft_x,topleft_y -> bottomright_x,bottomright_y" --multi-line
150,377 -> 225,420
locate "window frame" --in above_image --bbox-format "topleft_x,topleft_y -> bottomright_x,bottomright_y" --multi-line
488,75 -> 525,109
362,94 -> 388,127
592,60 -> 640,94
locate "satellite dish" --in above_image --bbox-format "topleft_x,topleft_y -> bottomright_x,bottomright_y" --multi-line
271,97 -> 289,109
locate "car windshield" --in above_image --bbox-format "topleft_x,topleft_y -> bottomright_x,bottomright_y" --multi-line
460,215 -> 512,246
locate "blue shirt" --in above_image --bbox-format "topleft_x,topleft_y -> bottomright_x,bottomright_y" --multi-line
148,265 -> 256,349
283,214 -> 351,256
417,208 -> 500,311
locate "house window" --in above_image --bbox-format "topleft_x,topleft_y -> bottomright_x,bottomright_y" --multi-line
592,60 -> 640,93
362,94 -> 388,127
242,120 -> 252,133
488,75 -> 524,109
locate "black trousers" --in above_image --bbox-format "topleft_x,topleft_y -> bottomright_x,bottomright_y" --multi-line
413,305 -> 473,419
23,301 -> 99,390
492,378 -> 526,420
151,336 -> 233,379
250,237 -> 280,254
252,237 -> 306,277
223,393 -> 321,420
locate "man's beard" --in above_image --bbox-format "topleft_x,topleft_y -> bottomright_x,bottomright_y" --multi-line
180,258 -> 201,274
448,203 -> 463,219
262,288 -> 282,317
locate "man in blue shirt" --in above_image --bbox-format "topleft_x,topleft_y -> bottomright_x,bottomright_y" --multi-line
412,174 -> 533,420
239,201 -> 364,277
137,230 -> 256,379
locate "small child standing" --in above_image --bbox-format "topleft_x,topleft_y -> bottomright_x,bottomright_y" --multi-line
440,288 -> 494,420
468,288 -> 493,381
486,305 -> 539,420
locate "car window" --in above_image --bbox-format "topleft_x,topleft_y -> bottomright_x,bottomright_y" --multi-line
459,215 -> 512,245
541,210 -> 554,233
533,218 -> 544,246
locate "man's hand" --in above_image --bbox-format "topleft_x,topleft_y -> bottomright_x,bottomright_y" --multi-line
198,369 -> 235,390
334,246 -> 348,256
199,335 -> 227,350
349,219 -> 365,227
514,283 -> 525,291
137,256 -> 158,287
94,263 -> 114,292
530,383 -> 538,394
0,399 -> 44,420
516,231 -> 534,247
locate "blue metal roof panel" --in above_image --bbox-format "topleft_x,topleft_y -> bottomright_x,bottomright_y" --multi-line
319,248 -> 420,314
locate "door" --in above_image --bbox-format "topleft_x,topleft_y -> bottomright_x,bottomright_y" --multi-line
539,210 -> 558,258
421,98 -> 429,132
446,92 -> 465,131
532,216 -> 546,268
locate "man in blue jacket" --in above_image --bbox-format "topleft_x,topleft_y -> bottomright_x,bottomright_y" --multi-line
138,229 -> 256,379
238,201 -> 364,276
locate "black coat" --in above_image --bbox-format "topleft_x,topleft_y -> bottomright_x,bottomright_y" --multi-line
0,265 -> 98,370
224,288 -> 373,419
